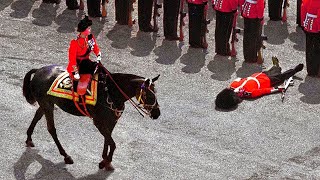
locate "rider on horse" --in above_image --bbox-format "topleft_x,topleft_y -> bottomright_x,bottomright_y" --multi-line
67,15 -> 102,96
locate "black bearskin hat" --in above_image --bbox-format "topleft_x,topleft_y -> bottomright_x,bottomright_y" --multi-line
77,15 -> 92,32
215,88 -> 242,110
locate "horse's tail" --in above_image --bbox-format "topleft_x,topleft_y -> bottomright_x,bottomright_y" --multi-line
23,69 -> 38,105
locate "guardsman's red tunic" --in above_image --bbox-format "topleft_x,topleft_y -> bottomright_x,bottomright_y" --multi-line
188,0 -> 208,5
301,0 -> 320,76
301,0 -> 320,33
241,0 -> 265,19
213,0 -> 244,12
67,34 -> 100,75
230,72 -> 273,98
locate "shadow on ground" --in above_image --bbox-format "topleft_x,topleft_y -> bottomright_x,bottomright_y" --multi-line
14,148 -> 112,180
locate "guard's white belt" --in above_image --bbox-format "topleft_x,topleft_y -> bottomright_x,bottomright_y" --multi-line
234,74 -> 261,93
245,0 -> 257,4
307,13 -> 317,18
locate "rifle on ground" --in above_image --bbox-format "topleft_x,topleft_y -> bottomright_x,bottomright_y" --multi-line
280,76 -> 294,102
282,0 -> 289,22
201,3 -> 210,49
231,11 -> 240,57
257,19 -> 267,64
179,0 -> 187,41
101,0 -> 108,17
153,0 -> 162,32
128,0 -> 136,27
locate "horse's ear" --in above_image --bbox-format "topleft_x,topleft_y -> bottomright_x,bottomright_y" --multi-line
152,74 -> 160,83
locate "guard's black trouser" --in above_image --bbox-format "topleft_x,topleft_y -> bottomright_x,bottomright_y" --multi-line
215,10 -> 234,55
297,0 -> 302,26
305,32 -> 320,76
163,0 -> 180,38
243,17 -> 262,62
264,65 -> 300,87
87,0 -> 101,17
115,0 -> 131,25
268,0 -> 283,21
66,0 -> 78,9
188,3 -> 205,47
138,0 -> 153,30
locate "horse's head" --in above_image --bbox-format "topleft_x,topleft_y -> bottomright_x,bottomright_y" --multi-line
135,75 -> 161,119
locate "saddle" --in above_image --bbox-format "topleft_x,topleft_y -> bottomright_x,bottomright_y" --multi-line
47,72 -> 98,106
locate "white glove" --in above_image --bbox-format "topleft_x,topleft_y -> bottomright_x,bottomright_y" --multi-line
96,52 -> 102,63
74,72 -> 80,80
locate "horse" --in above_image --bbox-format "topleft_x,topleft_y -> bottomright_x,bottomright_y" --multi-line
22,64 -> 160,171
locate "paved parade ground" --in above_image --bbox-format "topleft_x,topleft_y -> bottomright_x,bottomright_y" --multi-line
1,0 -> 320,179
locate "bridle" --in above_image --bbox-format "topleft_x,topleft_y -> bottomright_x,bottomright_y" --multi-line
137,79 -> 159,112
98,63 -> 158,117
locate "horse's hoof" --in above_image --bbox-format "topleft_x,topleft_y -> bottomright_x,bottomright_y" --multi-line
98,160 -> 114,171
64,156 -> 74,164
105,162 -> 115,171
26,140 -> 35,147
98,160 -> 105,169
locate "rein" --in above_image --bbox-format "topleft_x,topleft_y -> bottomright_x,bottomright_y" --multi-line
98,63 -> 150,117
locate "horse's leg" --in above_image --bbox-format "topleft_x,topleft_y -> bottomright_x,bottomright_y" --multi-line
94,122 -> 116,171
98,137 -> 116,171
26,107 -> 44,147
44,106 -> 74,164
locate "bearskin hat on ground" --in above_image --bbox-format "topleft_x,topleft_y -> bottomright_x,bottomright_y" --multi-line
215,88 -> 242,110
77,15 -> 92,32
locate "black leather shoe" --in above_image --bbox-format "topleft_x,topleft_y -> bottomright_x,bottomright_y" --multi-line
95,13 -> 102,17
140,25 -> 154,32
89,13 -> 102,18
189,43 -> 202,48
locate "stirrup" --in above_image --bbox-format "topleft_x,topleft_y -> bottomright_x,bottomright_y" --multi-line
86,89 -> 92,96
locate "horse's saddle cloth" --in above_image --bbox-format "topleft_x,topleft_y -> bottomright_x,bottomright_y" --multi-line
47,72 -> 98,105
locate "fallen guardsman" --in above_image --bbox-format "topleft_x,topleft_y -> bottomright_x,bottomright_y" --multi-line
215,57 -> 304,109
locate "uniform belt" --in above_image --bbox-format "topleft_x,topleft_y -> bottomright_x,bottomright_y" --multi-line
233,73 -> 261,92
76,57 -> 89,60
306,13 -> 317,18
245,0 -> 257,4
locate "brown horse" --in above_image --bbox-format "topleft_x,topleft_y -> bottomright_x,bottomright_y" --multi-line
22,64 -> 160,170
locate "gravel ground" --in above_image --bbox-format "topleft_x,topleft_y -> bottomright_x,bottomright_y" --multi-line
1,0 -> 320,179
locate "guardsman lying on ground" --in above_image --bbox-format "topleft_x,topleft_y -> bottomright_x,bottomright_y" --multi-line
215,57 -> 304,109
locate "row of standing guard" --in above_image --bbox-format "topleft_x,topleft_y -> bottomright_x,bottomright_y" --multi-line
84,0 -> 319,77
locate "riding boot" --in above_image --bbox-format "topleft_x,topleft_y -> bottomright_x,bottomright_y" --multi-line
77,74 -> 92,95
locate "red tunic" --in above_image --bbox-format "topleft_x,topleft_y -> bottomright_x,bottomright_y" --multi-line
301,0 -> 320,33
241,0 -> 265,19
213,0 -> 244,12
187,0 -> 208,5
67,34 -> 100,74
230,72 -> 273,98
